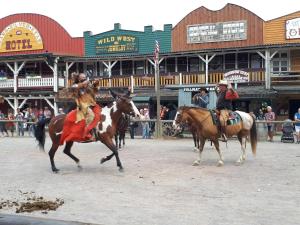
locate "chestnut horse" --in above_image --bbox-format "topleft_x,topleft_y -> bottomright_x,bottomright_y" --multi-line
173,107 -> 257,166
34,90 -> 140,173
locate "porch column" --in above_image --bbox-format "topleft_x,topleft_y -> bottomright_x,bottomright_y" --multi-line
198,54 -> 216,85
175,57 -> 178,73
44,97 -> 57,115
102,61 -> 118,78
65,62 -> 75,88
102,60 -> 118,87
120,61 -> 123,75
6,61 -> 26,93
45,57 -> 59,92
257,50 -> 277,90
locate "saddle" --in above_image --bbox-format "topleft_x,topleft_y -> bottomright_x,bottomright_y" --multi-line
210,110 -> 241,126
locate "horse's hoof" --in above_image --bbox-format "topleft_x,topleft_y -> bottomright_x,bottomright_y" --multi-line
100,158 -> 106,164
52,168 -> 60,173
193,147 -> 199,152
217,161 -> 224,167
119,167 -> 124,172
192,160 -> 200,166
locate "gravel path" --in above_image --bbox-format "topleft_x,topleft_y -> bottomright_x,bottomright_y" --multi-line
0,136 -> 299,225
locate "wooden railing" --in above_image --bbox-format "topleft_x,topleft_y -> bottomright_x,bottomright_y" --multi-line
0,71 -> 268,90
0,77 -> 65,89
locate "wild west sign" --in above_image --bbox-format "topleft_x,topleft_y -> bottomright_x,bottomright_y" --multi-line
95,35 -> 138,54
0,21 -> 43,53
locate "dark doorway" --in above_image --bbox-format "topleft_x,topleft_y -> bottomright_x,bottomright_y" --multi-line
289,100 -> 300,119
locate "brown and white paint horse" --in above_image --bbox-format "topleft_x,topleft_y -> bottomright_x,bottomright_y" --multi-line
34,90 -> 140,173
173,106 -> 257,166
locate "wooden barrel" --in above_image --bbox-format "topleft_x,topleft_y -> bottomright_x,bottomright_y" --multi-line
257,122 -> 268,141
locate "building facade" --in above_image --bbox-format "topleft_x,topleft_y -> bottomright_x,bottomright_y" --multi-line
0,4 -> 300,119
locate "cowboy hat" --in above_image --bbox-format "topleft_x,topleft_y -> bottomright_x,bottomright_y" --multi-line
199,87 -> 209,93
218,79 -> 228,86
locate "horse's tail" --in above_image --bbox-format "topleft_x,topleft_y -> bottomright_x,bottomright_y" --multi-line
34,119 -> 46,150
250,117 -> 257,156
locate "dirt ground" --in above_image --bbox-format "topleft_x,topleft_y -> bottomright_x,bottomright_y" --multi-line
0,135 -> 299,225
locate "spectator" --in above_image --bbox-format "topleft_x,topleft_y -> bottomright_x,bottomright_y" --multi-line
193,87 -> 209,108
15,108 -> 24,136
26,108 -> 36,137
43,106 -> 52,124
160,106 -> 168,120
265,106 -> 276,142
257,109 -> 265,120
128,116 -> 138,139
294,108 -> 300,143
0,110 -> 9,137
0,69 -> 6,79
38,108 -> 45,122
7,111 -> 15,137
58,108 -> 65,115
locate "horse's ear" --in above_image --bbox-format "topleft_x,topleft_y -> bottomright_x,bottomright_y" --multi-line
109,89 -> 117,99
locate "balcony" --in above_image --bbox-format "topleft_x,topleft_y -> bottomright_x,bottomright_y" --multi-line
92,70 -> 266,89
0,76 -> 65,91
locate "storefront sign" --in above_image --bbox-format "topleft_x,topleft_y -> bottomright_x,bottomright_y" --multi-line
183,87 -> 214,92
187,20 -> 247,43
95,35 -> 138,54
224,70 -> 249,83
286,17 -> 300,39
0,22 -> 43,53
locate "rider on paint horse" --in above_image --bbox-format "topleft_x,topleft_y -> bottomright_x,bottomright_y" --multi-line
215,80 -> 239,142
60,73 -> 101,144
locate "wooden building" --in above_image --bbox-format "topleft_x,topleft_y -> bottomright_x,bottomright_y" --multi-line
1,4 -> 300,119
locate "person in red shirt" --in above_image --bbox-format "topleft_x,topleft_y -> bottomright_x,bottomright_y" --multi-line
215,80 -> 239,141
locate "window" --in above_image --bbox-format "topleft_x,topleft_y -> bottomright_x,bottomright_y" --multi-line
225,54 -> 236,70
188,57 -> 200,72
209,55 -> 223,71
134,61 -> 144,75
250,53 -> 263,69
177,57 -> 187,72
238,53 -> 248,69
166,58 -> 175,73
271,51 -> 289,74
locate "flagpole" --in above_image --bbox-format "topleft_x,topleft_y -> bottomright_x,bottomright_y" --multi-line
154,40 -> 161,138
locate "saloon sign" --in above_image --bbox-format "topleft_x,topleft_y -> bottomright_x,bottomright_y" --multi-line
286,17 -> 300,39
0,22 -> 43,53
224,70 -> 249,83
95,35 -> 138,54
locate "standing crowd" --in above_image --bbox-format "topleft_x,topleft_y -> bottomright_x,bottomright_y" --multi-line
0,106 -> 55,137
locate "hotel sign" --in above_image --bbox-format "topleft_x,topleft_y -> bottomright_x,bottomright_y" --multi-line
286,17 -> 300,39
95,35 -> 138,54
224,70 -> 249,83
187,20 -> 247,43
0,22 -> 43,53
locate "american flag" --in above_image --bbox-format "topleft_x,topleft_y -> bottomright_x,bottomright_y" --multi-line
154,40 -> 160,63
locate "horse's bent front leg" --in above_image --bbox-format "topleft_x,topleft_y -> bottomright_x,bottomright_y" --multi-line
101,137 -> 123,171
236,135 -> 246,165
193,136 -> 206,166
63,141 -> 82,169
212,139 -> 224,167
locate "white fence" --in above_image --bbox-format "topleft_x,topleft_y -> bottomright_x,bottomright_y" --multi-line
0,77 -> 65,89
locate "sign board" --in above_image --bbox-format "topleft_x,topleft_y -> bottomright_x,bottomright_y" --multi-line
286,17 -> 300,39
183,87 -> 214,92
95,35 -> 138,54
187,20 -> 247,44
0,22 -> 43,53
224,70 -> 249,83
